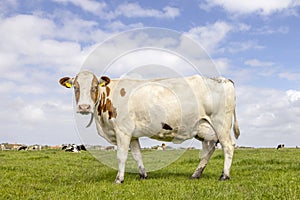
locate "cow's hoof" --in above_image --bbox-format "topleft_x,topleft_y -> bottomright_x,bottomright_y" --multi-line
190,175 -> 200,180
218,173 -> 230,181
140,174 -> 148,180
114,179 -> 124,184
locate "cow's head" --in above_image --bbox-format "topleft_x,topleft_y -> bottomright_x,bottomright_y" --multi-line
59,71 -> 110,115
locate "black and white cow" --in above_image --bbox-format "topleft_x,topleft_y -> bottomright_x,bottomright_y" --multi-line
277,144 -> 284,150
18,146 -> 28,151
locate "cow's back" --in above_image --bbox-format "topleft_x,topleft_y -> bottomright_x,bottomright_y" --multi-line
101,75 -> 235,142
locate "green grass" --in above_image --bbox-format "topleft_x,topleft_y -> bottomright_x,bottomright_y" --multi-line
0,148 -> 299,200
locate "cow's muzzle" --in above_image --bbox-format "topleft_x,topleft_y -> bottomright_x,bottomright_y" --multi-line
78,104 -> 92,114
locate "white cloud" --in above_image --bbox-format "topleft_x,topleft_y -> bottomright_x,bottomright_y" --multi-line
0,13 -> 90,144
114,3 -> 180,19
185,21 -> 232,54
213,58 -> 230,74
242,59 -> 278,77
0,14 -> 88,78
236,23 -> 251,31
228,41 -> 265,53
287,90 -> 300,102
19,105 -> 46,123
53,0 -> 107,16
53,1 -> 180,20
0,81 -> 15,94
163,6 -> 181,18
236,86 -> 300,147
185,21 -> 258,55
279,72 -> 300,81
0,0 -> 18,16
82,28 -> 222,78
244,59 -> 275,67
200,0 -> 300,16
105,20 -> 144,32
252,26 -> 289,35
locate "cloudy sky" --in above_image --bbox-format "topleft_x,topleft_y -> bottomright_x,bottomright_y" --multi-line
1,0 -> 300,148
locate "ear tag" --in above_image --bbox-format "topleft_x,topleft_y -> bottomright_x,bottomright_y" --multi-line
65,82 -> 72,88
99,82 -> 105,87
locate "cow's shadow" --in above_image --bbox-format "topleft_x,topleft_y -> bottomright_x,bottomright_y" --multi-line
125,171 -> 216,181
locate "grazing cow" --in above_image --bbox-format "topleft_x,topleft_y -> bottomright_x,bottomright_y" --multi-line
59,71 -> 240,183
18,146 -> 27,151
277,144 -> 284,150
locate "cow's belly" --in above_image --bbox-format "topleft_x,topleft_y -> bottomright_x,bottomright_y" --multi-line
149,130 -> 197,143
132,121 -> 203,143
149,130 -> 177,142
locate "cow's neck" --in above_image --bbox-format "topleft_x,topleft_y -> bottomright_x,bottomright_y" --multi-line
96,85 -> 117,120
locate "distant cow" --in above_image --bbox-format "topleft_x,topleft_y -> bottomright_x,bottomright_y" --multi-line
62,145 -> 68,150
18,146 -> 27,151
77,144 -> 87,151
63,144 -> 86,152
60,71 -> 240,183
65,144 -> 79,152
277,144 -> 284,150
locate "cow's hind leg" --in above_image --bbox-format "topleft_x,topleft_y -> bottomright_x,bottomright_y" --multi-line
218,137 -> 234,181
191,140 -> 216,179
214,113 -> 235,181
214,120 -> 235,181
130,139 -> 147,180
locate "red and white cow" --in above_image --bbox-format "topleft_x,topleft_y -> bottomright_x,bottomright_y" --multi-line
59,71 -> 240,183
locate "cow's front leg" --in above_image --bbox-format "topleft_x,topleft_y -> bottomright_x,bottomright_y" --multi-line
115,133 -> 131,184
130,138 -> 147,179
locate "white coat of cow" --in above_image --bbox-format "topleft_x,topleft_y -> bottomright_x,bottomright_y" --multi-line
59,71 -> 240,183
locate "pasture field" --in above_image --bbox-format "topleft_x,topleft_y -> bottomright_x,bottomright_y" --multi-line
0,148 -> 299,200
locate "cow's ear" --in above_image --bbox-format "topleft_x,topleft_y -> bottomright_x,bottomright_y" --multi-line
99,76 -> 110,87
59,77 -> 74,88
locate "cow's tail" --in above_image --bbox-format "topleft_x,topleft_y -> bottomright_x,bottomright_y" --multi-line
233,108 -> 240,139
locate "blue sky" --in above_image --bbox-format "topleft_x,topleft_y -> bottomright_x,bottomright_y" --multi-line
1,0 -> 300,147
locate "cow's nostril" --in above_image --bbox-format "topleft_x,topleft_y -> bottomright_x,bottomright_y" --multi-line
79,104 -> 91,111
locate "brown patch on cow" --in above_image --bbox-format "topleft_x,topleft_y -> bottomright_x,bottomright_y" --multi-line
90,75 -> 99,104
106,86 -> 111,96
120,88 -> 126,97
161,122 -> 173,130
97,93 -> 117,119
97,92 -> 106,116
104,98 -> 117,119
73,77 -> 80,104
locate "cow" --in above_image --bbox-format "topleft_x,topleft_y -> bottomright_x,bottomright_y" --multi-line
77,144 -> 87,151
62,145 -> 68,150
63,144 -> 86,152
64,144 -> 80,152
59,70 -> 240,184
277,144 -> 284,150
18,145 -> 28,151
